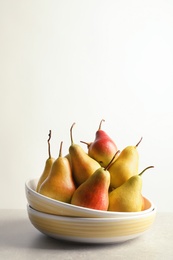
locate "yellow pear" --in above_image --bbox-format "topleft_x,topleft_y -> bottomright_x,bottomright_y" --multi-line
36,130 -> 55,192
108,166 -> 154,212
109,137 -> 143,189
38,141 -> 76,203
69,123 -> 100,186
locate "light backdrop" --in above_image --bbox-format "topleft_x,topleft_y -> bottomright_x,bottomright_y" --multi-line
0,0 -> 173,211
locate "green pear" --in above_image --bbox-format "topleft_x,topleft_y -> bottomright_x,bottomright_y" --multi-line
108,166 -> 154,212
36,130 -> 55,192
81,119 -> 118,167
69,123 -> 100,186
109,137 -> 143,189
38,141 -> 76,203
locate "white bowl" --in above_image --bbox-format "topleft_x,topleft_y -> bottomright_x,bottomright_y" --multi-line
27,204 -> 156,244
25,178 -> 155,218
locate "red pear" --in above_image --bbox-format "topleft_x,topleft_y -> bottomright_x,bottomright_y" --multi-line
71,154 -> 116,210
81,119 -> 118,167
71,166 -> 110,211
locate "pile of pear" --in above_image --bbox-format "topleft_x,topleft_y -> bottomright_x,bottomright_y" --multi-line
36,120 -> 154,213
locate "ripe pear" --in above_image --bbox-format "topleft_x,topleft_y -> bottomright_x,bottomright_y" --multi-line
71,169 -> 110,211
38,141 -> 76,203
109,137 -> 143,189
69,123 -> 100,186
81,119 -> 118,167
141,196 -> 148,211
71,155 -> 116,210
108,166 -> 154,212
36,130 -> 55,192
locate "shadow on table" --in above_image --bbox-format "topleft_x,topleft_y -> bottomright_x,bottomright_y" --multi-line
1,218 -> 137,250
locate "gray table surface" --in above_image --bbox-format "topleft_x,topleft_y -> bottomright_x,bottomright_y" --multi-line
0,209 -> 173,260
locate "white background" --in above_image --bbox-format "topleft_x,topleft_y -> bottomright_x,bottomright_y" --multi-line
0,0 -> 173,211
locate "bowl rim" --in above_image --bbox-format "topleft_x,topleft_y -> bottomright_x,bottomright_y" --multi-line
25,178 -> 155,216
27,204 -> 157,222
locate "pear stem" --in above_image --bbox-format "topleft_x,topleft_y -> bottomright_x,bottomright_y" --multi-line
139,166 -> 154,176
136,137 -> 143,147
47,130 -> 52,159
105,150 -> 120,171
80,119 -> 106,146
70,122 -> 76,145
98,119 -> 105,130
59,141 -> 63,157
80,140 -> 90,146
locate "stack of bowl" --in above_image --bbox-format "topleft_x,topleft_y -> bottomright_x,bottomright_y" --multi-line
25,178 -> 156,244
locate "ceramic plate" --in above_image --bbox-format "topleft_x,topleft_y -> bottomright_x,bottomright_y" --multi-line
27,204 -> 156,244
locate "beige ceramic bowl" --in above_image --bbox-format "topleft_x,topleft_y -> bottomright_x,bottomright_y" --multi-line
25,178 -> 155,218
27,204 -> 156,244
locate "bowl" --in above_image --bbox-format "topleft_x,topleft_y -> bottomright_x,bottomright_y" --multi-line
27,204 -> 156,244
25,178 -> 155,218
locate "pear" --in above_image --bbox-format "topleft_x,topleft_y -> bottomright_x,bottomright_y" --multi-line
69,123 -> 100,186
108,166 -> 154,212
81,119 -> 118,167
109,137 -> 143,189
36,130 -> 55,192
71,154 -> 116,210
38,141 -> 76,203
